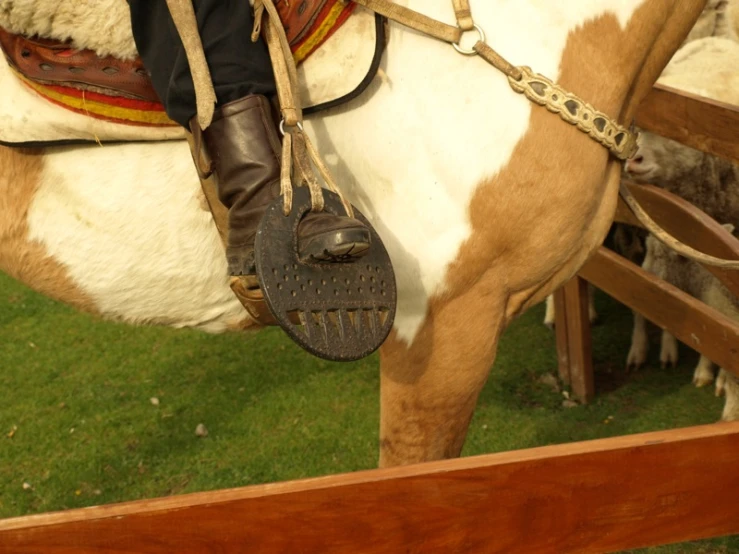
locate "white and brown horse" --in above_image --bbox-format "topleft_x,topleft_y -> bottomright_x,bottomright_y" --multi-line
0,0 -> 706,467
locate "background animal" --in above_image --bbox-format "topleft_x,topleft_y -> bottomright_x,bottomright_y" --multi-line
625,132 -> 739,229
622,129 -> 739,408
626,232 -> 739,420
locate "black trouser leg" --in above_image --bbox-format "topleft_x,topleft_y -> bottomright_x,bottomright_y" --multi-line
128,0 -> 277,127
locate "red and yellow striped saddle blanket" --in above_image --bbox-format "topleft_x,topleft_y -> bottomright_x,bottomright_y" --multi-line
0,0 -> 356,127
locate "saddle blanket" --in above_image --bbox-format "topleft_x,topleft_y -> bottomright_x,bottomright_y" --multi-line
0,0 -> 380,145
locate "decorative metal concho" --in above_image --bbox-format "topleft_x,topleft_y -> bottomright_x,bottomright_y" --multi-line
254,188 -> 397,361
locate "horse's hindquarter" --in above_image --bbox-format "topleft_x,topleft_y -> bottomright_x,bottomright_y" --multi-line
1,141 -> 250,333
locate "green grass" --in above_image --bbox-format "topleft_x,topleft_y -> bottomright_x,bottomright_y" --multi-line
0,271 -> 735,553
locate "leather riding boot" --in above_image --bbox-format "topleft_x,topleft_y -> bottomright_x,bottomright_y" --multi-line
195,95 -> 371,276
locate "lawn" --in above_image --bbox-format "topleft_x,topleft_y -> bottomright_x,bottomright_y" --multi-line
0,271 -> 735,553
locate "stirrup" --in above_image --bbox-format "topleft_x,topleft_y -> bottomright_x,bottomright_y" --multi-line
254,188 -> 397,361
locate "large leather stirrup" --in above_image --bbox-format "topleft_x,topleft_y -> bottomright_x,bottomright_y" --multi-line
255,188 -> 396,362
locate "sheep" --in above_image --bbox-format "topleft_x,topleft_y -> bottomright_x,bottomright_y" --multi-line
659,35 -> 739,102
720,0 -> 739,39
716,368 -> 739,421
624,131 -> 738,386
684,0 -> 726,44
626,232 -> 739,421
624,131 -> 739,230
684,0 -> 739,43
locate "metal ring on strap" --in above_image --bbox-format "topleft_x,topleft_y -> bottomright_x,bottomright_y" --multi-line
279,119 -> 304,136
453,24 -> 485,56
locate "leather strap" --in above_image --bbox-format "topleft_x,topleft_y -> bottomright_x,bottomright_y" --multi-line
0,27 -> 159,101
165,0 -> 216,129
620,182 -> 739,269
452,0 -> 474,31
351,0 -> 462,43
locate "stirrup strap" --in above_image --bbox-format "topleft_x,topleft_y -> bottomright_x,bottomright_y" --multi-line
452,0 -> 474,31
164,0 -> 216,129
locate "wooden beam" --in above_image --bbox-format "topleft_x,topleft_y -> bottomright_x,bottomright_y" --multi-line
2,424 -> 739,554
636,84 -> 739,164
615,183 -> 739,299
580,248 -> 739,377
563,277 -> 594,403
553,288 -> 571,385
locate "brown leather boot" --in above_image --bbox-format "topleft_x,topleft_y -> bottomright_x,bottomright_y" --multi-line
195,95 -> 370,276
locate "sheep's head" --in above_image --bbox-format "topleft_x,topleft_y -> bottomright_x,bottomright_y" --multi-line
624,131 -> 704,185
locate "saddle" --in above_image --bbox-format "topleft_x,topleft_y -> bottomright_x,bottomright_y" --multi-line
0,0 -> 384,139
0,30 -> 159,102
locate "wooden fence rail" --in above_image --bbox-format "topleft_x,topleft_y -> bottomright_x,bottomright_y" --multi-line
2,423 -> 739,554
636,84 -> 739,165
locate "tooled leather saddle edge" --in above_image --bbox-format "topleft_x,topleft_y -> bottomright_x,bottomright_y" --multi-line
0,27 -> 160,102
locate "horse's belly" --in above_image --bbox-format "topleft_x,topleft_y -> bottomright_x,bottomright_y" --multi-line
26,141 -> 248,332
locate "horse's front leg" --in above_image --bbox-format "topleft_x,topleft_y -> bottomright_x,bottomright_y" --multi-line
378,275 -> 507,467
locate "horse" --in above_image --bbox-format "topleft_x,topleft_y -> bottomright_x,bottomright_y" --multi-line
0,0 -> 706,467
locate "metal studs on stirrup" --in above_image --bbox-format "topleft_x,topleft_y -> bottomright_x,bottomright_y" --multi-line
254,188 -> 397,362
453,24 -> 485,56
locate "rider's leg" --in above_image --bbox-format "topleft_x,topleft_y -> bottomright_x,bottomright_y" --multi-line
128,0 -> 370,277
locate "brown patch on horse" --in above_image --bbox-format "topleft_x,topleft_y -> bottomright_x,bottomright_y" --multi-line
451,1 -> 705,314
379,269 -> 508,467
0,146 -> 97,313
378,2 -> 706,467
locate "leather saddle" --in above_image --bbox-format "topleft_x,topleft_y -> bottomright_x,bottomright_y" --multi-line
0,0 -> 332,103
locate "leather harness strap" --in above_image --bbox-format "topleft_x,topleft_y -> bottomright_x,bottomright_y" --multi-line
349,0 -> 462,43
452,0 -> 474,31
164,0 -> 217,129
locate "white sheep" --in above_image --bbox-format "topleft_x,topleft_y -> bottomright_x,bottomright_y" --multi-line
721,0 -> 739,39
684,0 -> 726,44
624,131 -> 739,229
626,232 -> 739,420
624,130 -> 738,389
658,35 -> 739,102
